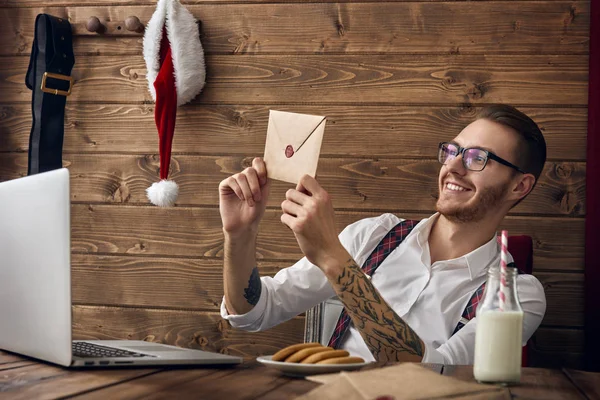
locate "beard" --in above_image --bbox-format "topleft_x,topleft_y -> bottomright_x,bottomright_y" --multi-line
436,179 -> 511,223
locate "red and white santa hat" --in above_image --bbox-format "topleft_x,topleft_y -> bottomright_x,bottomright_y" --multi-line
143,0 -> 205,206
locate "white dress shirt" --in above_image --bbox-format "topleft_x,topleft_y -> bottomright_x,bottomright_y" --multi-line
220,213 -> 546,365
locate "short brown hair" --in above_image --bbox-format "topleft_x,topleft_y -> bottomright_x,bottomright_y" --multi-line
476,104 -> 547,184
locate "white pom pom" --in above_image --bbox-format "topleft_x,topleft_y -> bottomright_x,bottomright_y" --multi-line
147,180 -> 179,207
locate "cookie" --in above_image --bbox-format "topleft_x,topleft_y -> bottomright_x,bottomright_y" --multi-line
271,342 -> 322,362
284,346 -> 333,363
299,349 -> 350,364
316,356 -> 365,365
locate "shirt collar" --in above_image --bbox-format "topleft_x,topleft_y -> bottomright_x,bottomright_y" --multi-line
416,213 -> 506,280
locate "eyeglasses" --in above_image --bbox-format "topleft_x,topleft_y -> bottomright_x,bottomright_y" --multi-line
437,142 -> 526,174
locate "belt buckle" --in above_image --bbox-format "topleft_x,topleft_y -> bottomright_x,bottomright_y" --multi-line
40,72 -> 73,96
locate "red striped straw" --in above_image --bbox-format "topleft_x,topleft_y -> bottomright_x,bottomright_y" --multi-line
499,230 -> 508,311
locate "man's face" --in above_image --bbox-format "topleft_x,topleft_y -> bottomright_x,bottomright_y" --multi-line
436,119 -> 521,223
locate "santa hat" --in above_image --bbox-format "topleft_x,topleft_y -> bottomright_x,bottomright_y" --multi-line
143,0 -> 206,207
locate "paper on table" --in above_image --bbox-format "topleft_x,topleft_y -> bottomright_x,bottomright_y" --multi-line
263,110 -> 327,184
299,363 -> 510,400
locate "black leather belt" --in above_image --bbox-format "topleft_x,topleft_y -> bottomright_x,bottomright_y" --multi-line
25,14 -> 74,175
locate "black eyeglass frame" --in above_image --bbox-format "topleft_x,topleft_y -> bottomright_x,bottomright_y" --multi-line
438,142 -> 527,174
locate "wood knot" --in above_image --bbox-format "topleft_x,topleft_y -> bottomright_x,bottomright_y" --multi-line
112,183 -> 131,203
564,6 -> 577,27
240,157 -> 255,169
559,191 -> 577,214
336,21 -> 345,37
233,112 -> 250,129
458,103 -> 476,116
466,84 -> 485,100
442,75 -> 457,88
555,163 -> 573,179
195,336 -> 209,346
217,319 -> 228,333
513,20 -> 522,31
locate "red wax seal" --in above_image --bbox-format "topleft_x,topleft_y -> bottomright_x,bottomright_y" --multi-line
285,145 -> 294,158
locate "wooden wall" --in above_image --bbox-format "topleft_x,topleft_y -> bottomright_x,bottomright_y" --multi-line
0,0 -> 589,368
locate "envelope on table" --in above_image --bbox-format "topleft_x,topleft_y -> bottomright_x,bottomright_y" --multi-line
263,110 -> 327,184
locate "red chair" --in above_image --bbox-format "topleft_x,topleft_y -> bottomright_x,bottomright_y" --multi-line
505,235 -> 533,367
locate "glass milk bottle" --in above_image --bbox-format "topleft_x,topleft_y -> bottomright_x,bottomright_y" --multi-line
473,266 -> 524,384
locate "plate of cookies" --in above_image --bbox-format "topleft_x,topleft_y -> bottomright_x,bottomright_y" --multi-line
257,343 -> 371,377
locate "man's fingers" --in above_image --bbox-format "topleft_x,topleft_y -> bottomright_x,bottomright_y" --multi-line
281,199 -> 304,218
234,173 -> 255,206
252,157 -> 268,186
221,177 -> 244,201
280,213 -> 295,230
242,167 -> 262,202
286,188 -> 310,206
297,175 -> 321,195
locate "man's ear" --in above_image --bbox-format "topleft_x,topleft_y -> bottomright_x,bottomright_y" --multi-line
510,173 -> 536,203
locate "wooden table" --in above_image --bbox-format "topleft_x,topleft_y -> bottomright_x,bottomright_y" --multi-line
1,350 -> 599,399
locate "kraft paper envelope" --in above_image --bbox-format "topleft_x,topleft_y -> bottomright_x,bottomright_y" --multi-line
263,110 -> 327,184
299,363 -> 510,400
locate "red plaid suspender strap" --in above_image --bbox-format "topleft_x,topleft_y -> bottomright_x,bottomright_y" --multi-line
452,261 -> 521,336
327,219 -> 418,349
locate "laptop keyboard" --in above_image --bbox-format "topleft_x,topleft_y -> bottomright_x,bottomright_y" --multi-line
72,342 -> 155,358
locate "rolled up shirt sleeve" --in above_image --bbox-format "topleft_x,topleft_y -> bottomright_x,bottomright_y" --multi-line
422,274 -> 546,365
220,216 -> 385,331
220,258 -> 334,331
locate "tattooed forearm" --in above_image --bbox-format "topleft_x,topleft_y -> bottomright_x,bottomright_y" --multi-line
243,267 -> 262,306
334,258 -> 424,362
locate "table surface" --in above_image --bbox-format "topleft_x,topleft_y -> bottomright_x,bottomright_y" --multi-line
1,350 -> 599,400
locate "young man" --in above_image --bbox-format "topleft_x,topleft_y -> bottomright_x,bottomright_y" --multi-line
218,104 -> 547,365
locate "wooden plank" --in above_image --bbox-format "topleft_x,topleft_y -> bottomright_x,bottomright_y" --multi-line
442,366 -> 584,399
529,329 -> 585,369
140,365 -> 288,400
510,369 -> 587,399
0,154 -> 586,217
533,328 -> 585,353
1,0 -> 583,7
0,104 -> 587,160
64,205 -> 584,271
563,369 -> 600,399
70,256 -> 285,311
72,306 -> 306,359
536,272 -> 584,326
0,361 -> 34,371
0,351 -> 26,365
0,2 -> 590,56
258,378 -> 320,400
69,369 -> 228,400
68,255 -> 585,326
529,350 -> 585,370
0,363 -> 158,400
0,55 -> 589,105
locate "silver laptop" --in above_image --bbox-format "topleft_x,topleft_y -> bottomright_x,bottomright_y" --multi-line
0,168 -> 242,367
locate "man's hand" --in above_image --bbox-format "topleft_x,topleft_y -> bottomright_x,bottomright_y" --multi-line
280,175 -> 347,272
219,157 -> 270,238
220,158 -> 270,316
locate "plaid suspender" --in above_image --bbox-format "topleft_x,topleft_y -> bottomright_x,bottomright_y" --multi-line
326,218 -> 526,349
452,261 -> 521,335
327,219 -> 418,349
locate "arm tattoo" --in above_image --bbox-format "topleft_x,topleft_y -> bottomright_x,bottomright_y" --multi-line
243,267 -> 262,306
334,258 -> 425,362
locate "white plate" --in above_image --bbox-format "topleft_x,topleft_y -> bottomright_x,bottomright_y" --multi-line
256,355 -> 371,377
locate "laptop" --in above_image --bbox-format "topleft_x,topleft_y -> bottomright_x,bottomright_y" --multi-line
0,168 -> 242,367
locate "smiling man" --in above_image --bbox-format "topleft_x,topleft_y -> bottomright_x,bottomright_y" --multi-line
218,104 -> 547,365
